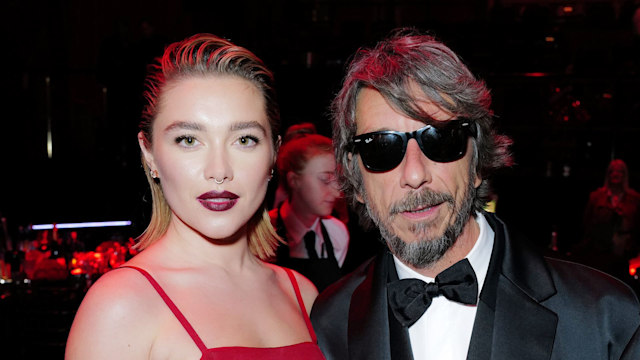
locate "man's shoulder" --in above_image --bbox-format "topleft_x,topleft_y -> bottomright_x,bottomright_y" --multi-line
545,256 -> 640,307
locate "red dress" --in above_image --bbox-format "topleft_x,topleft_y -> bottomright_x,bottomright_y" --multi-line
121,266 -> 326,360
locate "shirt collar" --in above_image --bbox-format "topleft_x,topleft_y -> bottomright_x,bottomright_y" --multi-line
394,211 -> 494,295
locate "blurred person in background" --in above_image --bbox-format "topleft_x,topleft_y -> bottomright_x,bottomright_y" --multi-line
271,122 -> 318,210
579,159 -> 640,283
270,134 -> 349,292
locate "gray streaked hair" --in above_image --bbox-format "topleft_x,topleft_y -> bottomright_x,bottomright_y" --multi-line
332,28 -> 513,229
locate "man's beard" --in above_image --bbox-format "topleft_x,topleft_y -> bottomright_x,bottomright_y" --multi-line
363,172 -> 477,269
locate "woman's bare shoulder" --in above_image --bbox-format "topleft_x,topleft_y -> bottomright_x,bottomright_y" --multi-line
65,267 -> 162,359
264,262 -> 319,314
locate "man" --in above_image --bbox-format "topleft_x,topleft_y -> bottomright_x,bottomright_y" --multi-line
311,29 -> 640,360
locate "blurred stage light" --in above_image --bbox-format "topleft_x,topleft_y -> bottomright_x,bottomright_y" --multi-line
31,221 -> 132,230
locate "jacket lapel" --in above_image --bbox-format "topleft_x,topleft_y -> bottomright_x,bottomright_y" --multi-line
348,251 -> 413,360
468,213 -> 558,360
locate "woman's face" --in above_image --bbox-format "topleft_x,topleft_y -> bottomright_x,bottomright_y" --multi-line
139,76 -> 275,241
608,162 -> 626,186
290,153 -> 341,218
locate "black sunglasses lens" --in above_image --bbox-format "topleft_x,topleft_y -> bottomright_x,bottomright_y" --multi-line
355,121 -> 472,171
358,133 -> 405,171
420,124 -> 468,162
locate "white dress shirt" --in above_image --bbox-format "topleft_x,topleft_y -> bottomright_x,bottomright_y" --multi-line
276,199 -> 350,267
393,212 -> 494,360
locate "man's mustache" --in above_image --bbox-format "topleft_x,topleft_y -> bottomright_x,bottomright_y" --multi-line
389,188 -> 455,216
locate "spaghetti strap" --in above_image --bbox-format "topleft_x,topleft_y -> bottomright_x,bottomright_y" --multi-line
118,266 -> 209,353
283,267 -> 317,343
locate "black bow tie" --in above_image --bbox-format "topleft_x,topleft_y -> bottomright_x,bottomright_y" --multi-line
387,258 -> 478,327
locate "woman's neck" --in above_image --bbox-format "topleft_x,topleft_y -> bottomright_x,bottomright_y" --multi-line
149,220 -> 259,271
608,184 -> 625,196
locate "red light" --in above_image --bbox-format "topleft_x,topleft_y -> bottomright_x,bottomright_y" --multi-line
629,256 -> 640,276
603,93 -> 613,99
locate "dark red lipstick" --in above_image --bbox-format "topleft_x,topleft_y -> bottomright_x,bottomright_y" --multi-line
197,191 -> 239,211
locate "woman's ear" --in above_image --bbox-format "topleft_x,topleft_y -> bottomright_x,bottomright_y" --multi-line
286,171 -> 299,192
138,131 -> 156,172
273,135 -> 282,164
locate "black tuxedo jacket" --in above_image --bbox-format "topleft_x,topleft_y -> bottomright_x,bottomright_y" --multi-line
311,213 -> 640,359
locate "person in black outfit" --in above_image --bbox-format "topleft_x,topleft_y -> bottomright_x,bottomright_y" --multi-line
270,134 -> 349,291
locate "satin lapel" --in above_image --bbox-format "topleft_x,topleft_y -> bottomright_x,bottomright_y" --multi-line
348,252 -> 391,360
467,298 -> 495,360
491,276 -> 558,360
468,213 -> 558,360
467,211 -> 503,360
348,252 -> 413,360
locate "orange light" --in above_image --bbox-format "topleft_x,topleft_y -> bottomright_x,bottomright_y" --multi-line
71,268 -> 83,275
545,36 -> 555,42
630,267 -> 637,276
563,6 -> 573,13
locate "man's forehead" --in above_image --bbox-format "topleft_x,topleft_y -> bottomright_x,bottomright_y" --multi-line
354,86 -> 455,131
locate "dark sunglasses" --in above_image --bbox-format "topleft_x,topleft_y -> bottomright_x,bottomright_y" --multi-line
352,119 -> 476,172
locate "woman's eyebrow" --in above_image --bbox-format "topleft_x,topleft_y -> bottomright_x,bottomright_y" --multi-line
230,120 -> 267,135
164,121 -> 203,132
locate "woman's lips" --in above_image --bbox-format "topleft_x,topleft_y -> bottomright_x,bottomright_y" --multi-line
197,191 -> 239,212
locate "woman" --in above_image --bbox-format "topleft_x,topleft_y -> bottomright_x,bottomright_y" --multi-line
269,134 -> 349,292
66,34 -> 324,360
580,159 -> 640,280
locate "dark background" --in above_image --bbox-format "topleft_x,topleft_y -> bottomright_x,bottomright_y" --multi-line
2,0 -> 640,252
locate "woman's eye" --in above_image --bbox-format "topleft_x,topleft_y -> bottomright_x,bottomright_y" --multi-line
237,136 -> 259,147
176,136 -> 199,147
319,174 -> 336,184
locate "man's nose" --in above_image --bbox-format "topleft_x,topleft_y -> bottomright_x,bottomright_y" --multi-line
399,139 -> 432,189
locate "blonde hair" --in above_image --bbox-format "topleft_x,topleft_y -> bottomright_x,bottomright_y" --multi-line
136,33 -> 281,259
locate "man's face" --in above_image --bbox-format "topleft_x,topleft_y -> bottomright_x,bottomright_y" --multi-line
353,87 -> 481,268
